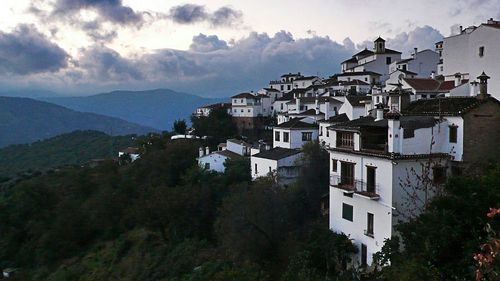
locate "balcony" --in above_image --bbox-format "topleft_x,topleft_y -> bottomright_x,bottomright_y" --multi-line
330,175 -> 380,200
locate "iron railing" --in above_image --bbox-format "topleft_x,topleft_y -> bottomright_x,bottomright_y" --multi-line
330,175 -> 380,199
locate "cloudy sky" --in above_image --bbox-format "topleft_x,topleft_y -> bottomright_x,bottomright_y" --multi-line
1,0 -> 499,97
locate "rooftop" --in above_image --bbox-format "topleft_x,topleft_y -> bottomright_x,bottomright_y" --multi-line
336,71 -> 382,77
320,113 -> 350,123
403,78 -> 461,92
346,95 -> 371,106
275,118 -> 318,129
403,96 -> 498,116
232,92 -> 257,99
252,147 -> 302,160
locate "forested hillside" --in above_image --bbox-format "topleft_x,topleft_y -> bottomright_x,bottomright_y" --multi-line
0,130 -> 137,178
0,135 -> 497,280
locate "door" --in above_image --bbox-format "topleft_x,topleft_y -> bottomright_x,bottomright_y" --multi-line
366,166 -> 376,193
341,162 -> 355,186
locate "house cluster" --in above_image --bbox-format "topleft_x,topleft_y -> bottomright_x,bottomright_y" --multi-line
193,18 -> 500,268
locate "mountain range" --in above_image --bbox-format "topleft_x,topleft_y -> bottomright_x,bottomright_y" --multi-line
43,89 -> 226,130
0,96 -> 155,148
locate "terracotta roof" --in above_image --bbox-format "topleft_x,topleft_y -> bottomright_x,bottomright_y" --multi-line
232,92 -> 256,99
275,118 -> 318,129
403,97 -> 498,116
403,78 -> 458,92
252,147 -> 302,160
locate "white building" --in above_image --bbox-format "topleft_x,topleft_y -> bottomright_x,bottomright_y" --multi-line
318,113 -> 349,146
273,118 -> 319,149
231,92 -> 272,118
118,147 -> 140,162
339,95 -> 371,120
440,18 -> 500,100
388,49 -> 439,79
269,73 -> 303,93
197,138 -> 253,173
194,102 -> 232,117
293,76 -> 322,89
251,147 -> 303,186
341,37 -> 402,83
327,80 -> 500,267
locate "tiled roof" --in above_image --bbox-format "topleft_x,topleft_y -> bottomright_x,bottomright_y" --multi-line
262,88 -> 281,92
403,78 -> 459,92
320,113 -> 349,123
391,69 -> 418,75
341,57 -> 358,64
227,138 -> 252,147
232,92 -> 257,99
396,58 -> 413,64
375,37 -> 385,42
341,79 -> 370,86
294,76 -> 319,81
383,48 -> 402,54
403,97 -> 497,116
275,118 -> 318,129
281,73 -> 301,77
346,95 -> 371,106
252,147 -> 302,160
331,115 -> 438,135
353,49 -> 374,58
215,150 -> 244,159
336,71 -> 382,77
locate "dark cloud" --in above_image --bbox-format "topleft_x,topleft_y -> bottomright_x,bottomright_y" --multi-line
189,34 -> 229,52
79,46 -> 143,81
169,4 -> 208,24
169,4 -> 243,27
81,21 -> 118,42
0,24 -> 68,75
357,26 -> 443,55
210,7 -> 243,27
53,0 -> 143,25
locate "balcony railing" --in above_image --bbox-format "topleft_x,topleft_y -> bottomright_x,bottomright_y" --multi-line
330,175 -> 380,200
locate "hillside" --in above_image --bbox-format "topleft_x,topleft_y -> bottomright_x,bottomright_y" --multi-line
0,130 -> 137,177
44,89 -> 226,130
0,96 -> 155,148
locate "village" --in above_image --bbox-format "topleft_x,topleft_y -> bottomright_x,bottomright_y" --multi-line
108,16 -> 498,273
149,17 -> 500,268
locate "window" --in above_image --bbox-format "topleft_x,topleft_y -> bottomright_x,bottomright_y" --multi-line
479,46 -> 484,57
281,85 -> 284,91
283,132 -> 290,143
204,163 -> 210,170
287,85 -> 291,90
366,166 -> 376,193
281,103 -> 284,110
332,159 -> 337,172
241,99 -> 243,103
340,162 -> 355,186
386,57 -> 392,65
254,163 -> 258,174
269,166 -> 272,173
366,213 -> 374,237
302,132 -> 312,141
433,166 -> 446,184
361,244 -> 368,267
275,131 -> 280,142
365,77 -> 368,81
337,131 -> 354,148
342,203 -> 353,221
402,64 -> 407,71
449,125 -> 458,143
248,109 -> 251,112
326,129 -> 329,137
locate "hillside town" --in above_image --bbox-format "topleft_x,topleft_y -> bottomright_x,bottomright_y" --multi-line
187,18 -> 500,267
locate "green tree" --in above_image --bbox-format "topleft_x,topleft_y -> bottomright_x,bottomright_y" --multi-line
173,119 -> 187,135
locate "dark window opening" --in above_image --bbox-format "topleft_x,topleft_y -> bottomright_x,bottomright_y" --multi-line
361,244 -> 368,267
275,131 -> 280,142
302,132 -> 313,141
337,131 -> 354,148
331,159 -> 337,172
366,166 -> 376,193
449,125 -> 458,143
433,166 -> 446,184
367,213 -> 374,236
342,203 -> 353,221
386,57 -> 391,65
283,132 -> 290,143
340,162 -> 355,186
479,46 -> 485,57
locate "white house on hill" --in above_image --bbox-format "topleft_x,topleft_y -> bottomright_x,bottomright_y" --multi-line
273,118 -> 319,149
251,147 -> 303,186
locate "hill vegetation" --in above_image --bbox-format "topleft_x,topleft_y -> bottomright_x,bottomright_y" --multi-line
0,96 -> 154,148
0,133 -> 497,280
44,89 -> 225,130
0,130 -> 138,178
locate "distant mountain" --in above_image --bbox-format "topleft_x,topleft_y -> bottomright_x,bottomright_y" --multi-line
43,89 -> 226,130
0,96 -> 155,148
0,89 -> 62,98
0,130 -> 137,177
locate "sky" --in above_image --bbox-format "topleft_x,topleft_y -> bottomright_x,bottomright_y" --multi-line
1,0 -> 499,97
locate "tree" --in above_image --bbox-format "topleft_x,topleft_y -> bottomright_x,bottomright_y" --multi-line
191,108 -> 237,142
173,119 -> 187,135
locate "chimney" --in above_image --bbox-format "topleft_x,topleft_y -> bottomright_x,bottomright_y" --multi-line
387,111 -> 401,154
324,101 -> 330,120
205,146 -> 210,155
454,73 -> 462,87
375,103 -> 384,121
470,81 -> 479,96
199,147 -> 204,158
315,97 -> 320,115
477,71 -> 491,99
413,47 -> 418,58
430,71 -> 436,79
459,25 -> 463,33
296,97 -> 301,113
